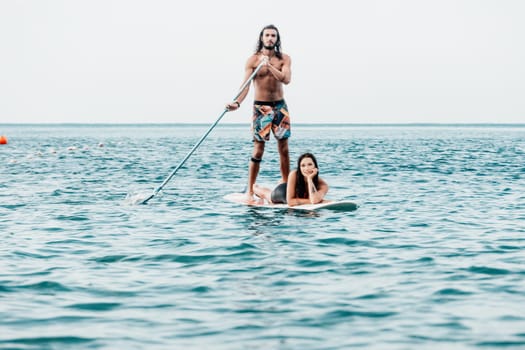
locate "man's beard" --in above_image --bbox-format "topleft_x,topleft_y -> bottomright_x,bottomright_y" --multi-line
263,44 -> 275,50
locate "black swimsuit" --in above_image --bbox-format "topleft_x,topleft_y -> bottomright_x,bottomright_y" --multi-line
271,183 -> 287,204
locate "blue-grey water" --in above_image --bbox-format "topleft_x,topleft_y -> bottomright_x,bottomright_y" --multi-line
1,124 -> 524,349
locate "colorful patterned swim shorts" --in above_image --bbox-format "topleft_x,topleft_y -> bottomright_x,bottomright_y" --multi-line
252,99 -> 291,142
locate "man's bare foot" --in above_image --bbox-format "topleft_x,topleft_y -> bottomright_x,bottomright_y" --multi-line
243,192 -> 257,204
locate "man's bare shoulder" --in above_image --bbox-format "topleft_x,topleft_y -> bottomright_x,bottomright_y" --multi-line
245,54 -> 262,68
248,52 -> 291,61
247,53 -> 262,62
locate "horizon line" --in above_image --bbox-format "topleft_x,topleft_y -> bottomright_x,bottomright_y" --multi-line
1,122 -> 525,127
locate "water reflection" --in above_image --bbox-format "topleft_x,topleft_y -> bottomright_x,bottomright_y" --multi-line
238,206 -> 321,235
244,207 -> 285,236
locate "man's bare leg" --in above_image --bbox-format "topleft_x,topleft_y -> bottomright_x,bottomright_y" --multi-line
277,138 -> 290,183
245,141 -> 265,202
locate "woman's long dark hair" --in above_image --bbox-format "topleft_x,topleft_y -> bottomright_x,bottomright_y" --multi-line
255,24 -> 283,59
295,153 -> 319,199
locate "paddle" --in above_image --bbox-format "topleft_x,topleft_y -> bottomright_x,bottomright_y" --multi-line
137,59 -> 266,204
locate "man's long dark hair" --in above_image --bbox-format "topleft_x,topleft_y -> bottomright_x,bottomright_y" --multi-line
255,24 -> 283,59
295,153 -> 319,199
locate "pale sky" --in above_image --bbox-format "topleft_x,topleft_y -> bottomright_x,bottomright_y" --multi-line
1,0 -> 524,124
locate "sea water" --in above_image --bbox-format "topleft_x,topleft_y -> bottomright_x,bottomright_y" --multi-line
0,124 -> 524,349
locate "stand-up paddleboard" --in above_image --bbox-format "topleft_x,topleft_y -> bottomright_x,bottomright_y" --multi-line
223,193 -> 358,212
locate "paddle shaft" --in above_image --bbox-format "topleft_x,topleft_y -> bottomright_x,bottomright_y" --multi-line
141,60 -> 265,204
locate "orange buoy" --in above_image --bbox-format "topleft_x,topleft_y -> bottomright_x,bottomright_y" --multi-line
0,135 -> 7,145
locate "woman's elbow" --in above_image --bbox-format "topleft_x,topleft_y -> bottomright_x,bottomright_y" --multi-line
310,197 -> 322,204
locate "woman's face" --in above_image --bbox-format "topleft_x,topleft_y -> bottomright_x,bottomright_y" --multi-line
300,157 -> 316,176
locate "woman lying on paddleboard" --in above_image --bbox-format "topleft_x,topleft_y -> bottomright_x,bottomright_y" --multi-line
253,152 -> 329,206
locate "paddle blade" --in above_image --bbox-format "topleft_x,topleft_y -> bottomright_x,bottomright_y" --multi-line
139,194 -> 155,205
124,191 -> 155,205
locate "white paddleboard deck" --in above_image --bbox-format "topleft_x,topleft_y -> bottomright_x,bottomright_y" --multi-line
223,193 -> 358,212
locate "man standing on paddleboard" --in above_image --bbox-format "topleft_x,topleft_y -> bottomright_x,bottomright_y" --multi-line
226,24 -> 292,204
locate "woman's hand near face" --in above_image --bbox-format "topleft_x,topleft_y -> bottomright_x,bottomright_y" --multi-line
306,168 -> 318,180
